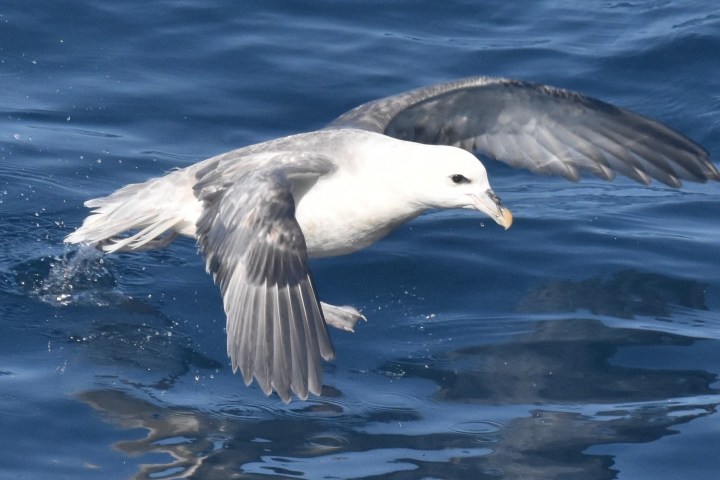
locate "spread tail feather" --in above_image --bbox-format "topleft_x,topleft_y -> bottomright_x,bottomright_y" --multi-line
65,170 -> 199,253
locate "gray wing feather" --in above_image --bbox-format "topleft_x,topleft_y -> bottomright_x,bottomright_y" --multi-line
329,77 -> 719,186
195,152 -> 335,402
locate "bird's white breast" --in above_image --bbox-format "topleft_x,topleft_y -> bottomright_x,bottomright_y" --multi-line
295,169 -> 417,258
293,134 -> 428,258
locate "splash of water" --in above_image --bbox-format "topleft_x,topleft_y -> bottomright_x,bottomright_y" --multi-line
34,245 -> 117,307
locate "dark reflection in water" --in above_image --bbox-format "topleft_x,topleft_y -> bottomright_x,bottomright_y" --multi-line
79,385 -> 717,480
389,318 -> 717,404
473,404 -> 716,480
78,389 -> 489,479
518,269 -> 708,318
77,309 -> 718,479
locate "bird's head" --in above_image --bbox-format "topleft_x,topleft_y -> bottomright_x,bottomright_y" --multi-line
407,145 -> 513,229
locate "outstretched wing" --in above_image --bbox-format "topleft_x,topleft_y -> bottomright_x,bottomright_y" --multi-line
329,77 -> 719,187
194,152 -> 335,402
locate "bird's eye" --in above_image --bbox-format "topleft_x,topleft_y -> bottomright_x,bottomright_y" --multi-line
451,174 -> 470,184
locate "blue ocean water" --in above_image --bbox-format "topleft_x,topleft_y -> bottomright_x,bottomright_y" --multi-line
1,0 -> 719,478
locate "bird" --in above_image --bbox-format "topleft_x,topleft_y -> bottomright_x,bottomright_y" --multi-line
65,76 -> 719,402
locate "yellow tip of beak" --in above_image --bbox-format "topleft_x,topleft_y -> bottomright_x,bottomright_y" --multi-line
500,207 -> 513,230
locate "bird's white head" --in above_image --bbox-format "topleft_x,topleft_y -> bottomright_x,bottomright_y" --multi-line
402,144 -> 513,229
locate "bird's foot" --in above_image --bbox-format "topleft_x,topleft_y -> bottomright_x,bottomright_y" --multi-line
321,302 -> 366,332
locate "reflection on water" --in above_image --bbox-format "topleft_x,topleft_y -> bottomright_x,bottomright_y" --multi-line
475,404 -> 716,480
78,309 -> 718,479
389,318 -> 717,404
80,388 -> 494,479
79,383 -> 717,479
518,269 -> 708,318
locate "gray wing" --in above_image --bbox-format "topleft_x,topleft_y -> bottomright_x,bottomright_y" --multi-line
329,76 -> 719,187
194,153 -> 335,402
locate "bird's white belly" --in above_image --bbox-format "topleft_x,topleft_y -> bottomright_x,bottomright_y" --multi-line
294,176 -> 415,258
296,198 -> 395,258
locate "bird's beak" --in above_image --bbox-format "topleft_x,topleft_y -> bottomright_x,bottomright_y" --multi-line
468,189 -> 513,229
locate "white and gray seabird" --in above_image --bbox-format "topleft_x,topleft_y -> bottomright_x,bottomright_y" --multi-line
65,77 -> 719,402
